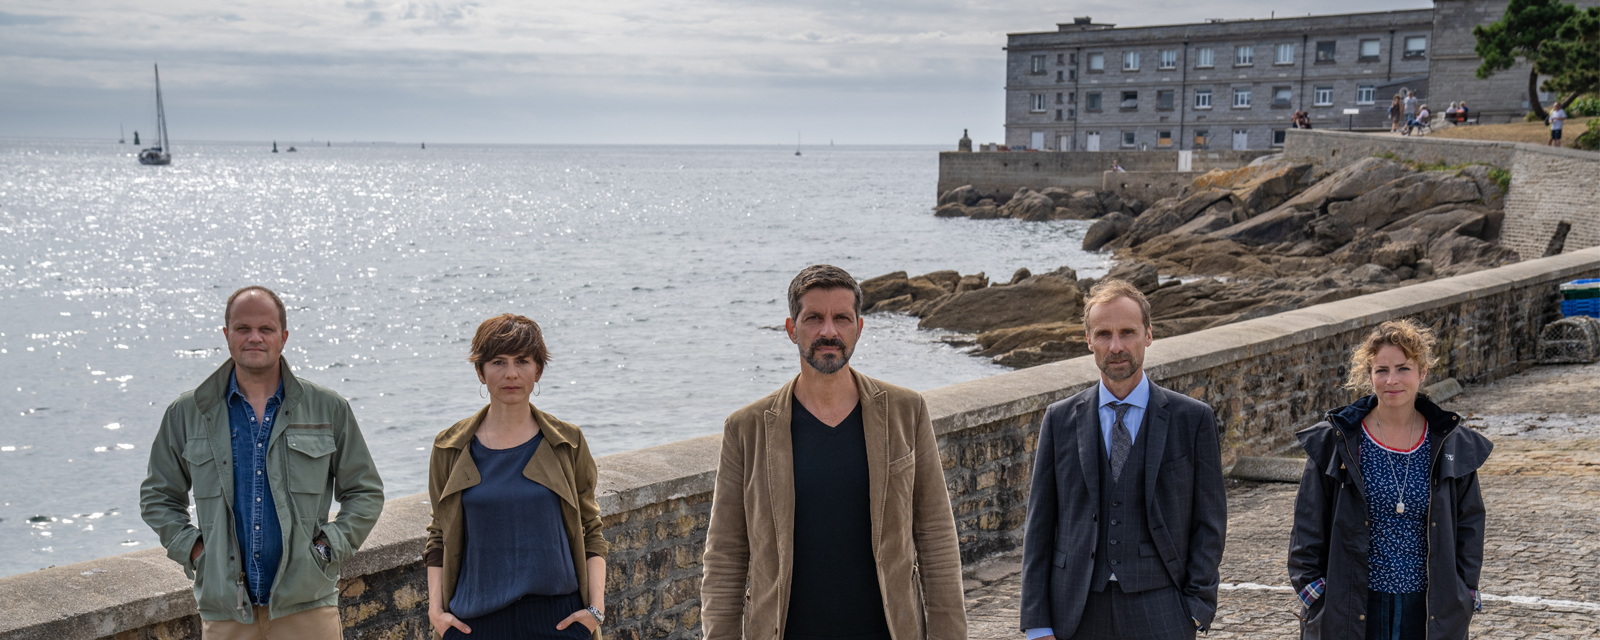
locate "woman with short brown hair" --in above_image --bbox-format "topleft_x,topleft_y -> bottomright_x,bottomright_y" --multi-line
425,313 -> 609,639
1289,318 -> 1492,640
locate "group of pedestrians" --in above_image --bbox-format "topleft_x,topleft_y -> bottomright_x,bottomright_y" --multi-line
139,266 -> 1492,640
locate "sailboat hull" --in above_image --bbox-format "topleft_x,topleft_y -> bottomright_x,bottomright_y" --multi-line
138,149 -> 171,165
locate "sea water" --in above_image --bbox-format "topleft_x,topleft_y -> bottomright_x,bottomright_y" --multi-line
0,139 -> 1110,576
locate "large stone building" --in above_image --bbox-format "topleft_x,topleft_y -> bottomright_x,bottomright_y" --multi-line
1003,0 -> 1596,151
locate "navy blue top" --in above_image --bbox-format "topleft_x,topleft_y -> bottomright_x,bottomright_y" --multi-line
227,371 -> 284,605
1361,422 -> 1431,594
449,432 -> 578,619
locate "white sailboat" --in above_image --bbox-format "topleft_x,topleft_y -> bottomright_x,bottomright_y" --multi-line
138,64 -> 171,166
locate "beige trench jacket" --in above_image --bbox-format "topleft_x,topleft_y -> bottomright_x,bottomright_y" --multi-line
424,404 -> 609,638
701,371 -> 967,640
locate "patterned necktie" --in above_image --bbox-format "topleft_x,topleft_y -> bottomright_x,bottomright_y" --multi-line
1109,402 -> 1134,484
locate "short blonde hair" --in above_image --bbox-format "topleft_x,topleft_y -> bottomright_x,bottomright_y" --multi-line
1082,279 -> 1151,331
1344,318 -> 1438,395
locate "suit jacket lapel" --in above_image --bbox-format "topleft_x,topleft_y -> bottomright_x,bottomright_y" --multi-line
766,377 -> 798,587
1142,386 -> 1171,506
1076,396 -> 1101,501
856,372 -> 888,551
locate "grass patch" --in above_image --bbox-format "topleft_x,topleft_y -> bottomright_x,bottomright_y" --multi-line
1368,152 -> 1511,192
1427,116 -> 1596,145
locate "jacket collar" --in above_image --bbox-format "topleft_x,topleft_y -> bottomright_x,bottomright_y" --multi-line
1314,392 -> 1491,480
194,356 -> 303,417
1075,379 -> 1171,501
434,402 -> 579,451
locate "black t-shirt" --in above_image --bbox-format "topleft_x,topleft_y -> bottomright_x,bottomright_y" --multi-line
785,397 -> 891,640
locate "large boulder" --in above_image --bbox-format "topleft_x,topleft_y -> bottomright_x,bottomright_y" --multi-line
1325,172 -> 1482,232
937,185 -> 981,207
917,274 -> 1083,332
976,321 -> 1083,357
860,271 -> 912,309
1190,162 -> 1313,217
1082,212 -> 1135,251
1428,234 -> 1521,275
1104,261 -> 1161,294
1112,189 -> 1234,248
1329,231 -> 1392,266
934,203 -> 969,218
1210,204 -> 1318,246
1381,206 -> 1494,247
999,189 -> 1057,221
994,340 -> 1092,368
1278,157 -> 1414,212
1458,165 -> 1506,209
914,270 -> 962,293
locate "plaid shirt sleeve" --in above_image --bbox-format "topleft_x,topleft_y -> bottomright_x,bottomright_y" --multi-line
1297,578 -> 1326,608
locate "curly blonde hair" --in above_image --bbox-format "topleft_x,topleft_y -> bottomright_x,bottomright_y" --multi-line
1344,318 -> 1438,395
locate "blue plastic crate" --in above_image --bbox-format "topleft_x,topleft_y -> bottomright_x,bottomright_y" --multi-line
1564,298 -> 1600,318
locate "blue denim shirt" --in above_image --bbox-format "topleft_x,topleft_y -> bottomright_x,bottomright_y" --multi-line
228,372 -> 285,605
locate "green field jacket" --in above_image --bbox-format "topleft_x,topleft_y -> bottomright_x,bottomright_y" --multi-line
139,357 -> 385,623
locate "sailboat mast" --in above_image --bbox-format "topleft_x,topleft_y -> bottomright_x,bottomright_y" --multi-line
154,64 -> 169,151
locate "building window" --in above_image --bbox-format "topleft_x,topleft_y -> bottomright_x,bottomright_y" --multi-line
1196,47 -> 1214,68
1358,85 -> 1375,104
1233,87 -> 1252,107
1314,86 -> 1333,106
1360,39 -> 1381,61
1276,43 -> 1294,65
1056,109 -> 1064,121
1031,55 -> 1046,74
1158,130 -> 1173,147
1057,53 -> 1065,64
1235,46 -> 1254,66
1069,92 -> 1076,103
1273,87 -> 1292,106
1056,70 -> 1064,82
1069,108 -> 1076,118
1195,89 -> 1213,109
1404,36 -> 1427,58
1194,129 -> 1210,148
1160,49 -> 1178,69
1122,131 -> 1137,147
1069,69 -> 1077,81
1121,90 -> 1139,110
1032,94 -> 1047,112
1088,52 -> 1105,71
1123,51 -> 1140,70
1157,89 -> 1175,110
1273,129 -> 1287,146
1316,41 -> 1336,62
1055,92 -> 1064,104
1087,92 -> 1103,111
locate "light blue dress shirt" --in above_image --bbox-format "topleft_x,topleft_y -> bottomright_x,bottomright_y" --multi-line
1027,374 -> 1193,639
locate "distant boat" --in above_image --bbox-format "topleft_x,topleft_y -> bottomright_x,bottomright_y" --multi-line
272,141 -> 279,153
795,133 -> 801,156
137,64 -> 171,166
327,141 -> 331,147
421,142 -> 426,149
287,146 -> 297,152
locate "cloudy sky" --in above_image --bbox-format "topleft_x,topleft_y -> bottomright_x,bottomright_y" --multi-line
2,0 -> 1432,144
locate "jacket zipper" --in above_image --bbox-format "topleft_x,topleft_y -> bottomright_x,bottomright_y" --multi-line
1423,425 -> 1457,636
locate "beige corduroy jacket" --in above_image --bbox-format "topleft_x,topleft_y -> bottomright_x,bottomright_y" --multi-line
701,371 -> 967,640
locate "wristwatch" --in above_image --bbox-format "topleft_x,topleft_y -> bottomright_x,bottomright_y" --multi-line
586,605 -> 605,625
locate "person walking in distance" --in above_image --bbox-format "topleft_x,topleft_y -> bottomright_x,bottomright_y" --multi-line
1021,279 -> 1227,640
1289,319 -> 1490,640
1389,95 -> 1404,134
1548,101 -> 1567,147
701,265 -> 967,640
1403,91 -> 1418,126
141,286 -> 385,639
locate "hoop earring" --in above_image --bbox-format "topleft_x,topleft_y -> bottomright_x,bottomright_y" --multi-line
479,384 -> 487,399
533,382 -> 541,397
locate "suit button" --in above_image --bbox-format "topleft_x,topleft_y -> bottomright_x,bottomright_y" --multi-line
1110,519 -> 1119,526
1112,501 -> 1120,507
1111,560 -> 1119,566
1110,540 -> 1118,545
1359,615 -> 1365,621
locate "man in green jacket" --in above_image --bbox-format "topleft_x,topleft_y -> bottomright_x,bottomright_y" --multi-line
140,286 -> 384,639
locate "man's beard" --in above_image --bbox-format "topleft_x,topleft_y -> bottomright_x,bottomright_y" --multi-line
802,337 -> 852,375
1098,352 -> 1140,381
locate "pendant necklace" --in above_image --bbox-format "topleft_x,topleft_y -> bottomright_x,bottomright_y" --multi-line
1374,416 -> 1417,514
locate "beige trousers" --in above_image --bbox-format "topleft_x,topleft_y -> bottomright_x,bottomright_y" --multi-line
202,605 -> 341,640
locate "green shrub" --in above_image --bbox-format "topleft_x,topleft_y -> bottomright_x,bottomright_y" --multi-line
1569,95 -> 1600,117
1488,167 -> 1512,192
1575,119 -> 1600,151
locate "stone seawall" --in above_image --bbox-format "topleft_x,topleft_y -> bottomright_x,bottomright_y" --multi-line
1281,129 -> 1600,260
1100,170 -> 1200,204
936,150 -> 1273,202
5,248 -> 1600,640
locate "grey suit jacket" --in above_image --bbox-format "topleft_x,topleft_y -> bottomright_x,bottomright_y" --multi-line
1020,380 -> 1227,637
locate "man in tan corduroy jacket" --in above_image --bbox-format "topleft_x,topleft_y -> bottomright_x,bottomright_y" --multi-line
701,265 -> 967,640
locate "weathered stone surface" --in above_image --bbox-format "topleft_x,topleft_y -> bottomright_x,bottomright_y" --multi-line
1325,172 -> 1482,231
1082,212 -> 1134,251
859,271 -> 911,309
997,189 -> 1056,221
1228,456 -> 1305,482
1112,188 -> 1234,249
976,321 -> 1083,357
916,270 -> 962,293
938,184 -> 981,207
1103,261 -> 1160,294
918,274 -> 1083,333
1192,162 -> 1314,217
956,273 -> 990,293
1429,233 -> 1522,276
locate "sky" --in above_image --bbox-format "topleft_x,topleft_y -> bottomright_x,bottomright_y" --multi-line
2,0 -> 1434,145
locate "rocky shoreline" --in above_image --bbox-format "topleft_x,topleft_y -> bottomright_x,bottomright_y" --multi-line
872,155 -> 1519,368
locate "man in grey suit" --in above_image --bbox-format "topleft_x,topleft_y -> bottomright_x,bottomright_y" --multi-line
1021,279 -> 1227,640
